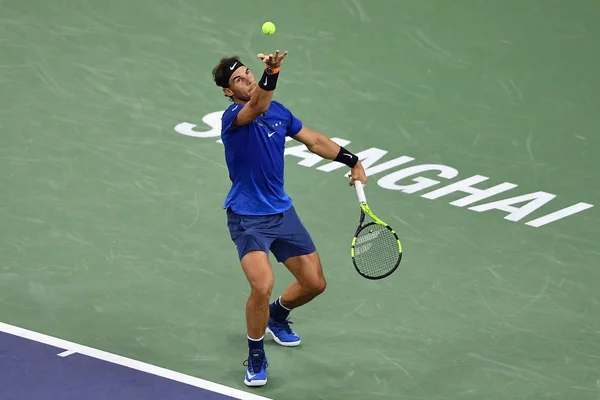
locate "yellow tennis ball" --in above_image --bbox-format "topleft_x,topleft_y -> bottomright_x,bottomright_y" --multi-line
262,22 -> 276,35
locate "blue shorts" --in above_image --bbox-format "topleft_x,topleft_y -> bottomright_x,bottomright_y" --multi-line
226,206 -> 317,263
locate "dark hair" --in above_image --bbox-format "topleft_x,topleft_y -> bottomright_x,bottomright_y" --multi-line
212,56 -> 241,89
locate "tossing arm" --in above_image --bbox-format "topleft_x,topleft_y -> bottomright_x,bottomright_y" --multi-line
233,50 -> 288,127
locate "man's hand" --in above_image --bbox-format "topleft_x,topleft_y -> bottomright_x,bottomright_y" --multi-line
349,160 -> 367,186
256,50 -> 288,68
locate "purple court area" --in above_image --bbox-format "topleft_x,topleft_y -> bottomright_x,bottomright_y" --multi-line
0,331 -> 238,400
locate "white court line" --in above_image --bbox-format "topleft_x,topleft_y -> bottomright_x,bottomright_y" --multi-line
57,349 -> 77,357
0,321 -> 272,400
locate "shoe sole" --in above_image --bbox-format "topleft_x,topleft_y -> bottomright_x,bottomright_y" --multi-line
244,377 -> 267,387
265,327 -> 301,347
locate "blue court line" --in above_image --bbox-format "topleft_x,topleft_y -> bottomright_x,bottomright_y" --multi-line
0,321 -> 272,400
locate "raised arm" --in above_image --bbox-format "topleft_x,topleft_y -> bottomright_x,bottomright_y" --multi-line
233,51 -> 288,128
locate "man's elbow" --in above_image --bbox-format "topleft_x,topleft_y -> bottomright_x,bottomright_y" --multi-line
306,135 -> 321,152
248,96 -> 270,114
254,102 -> 270,114
245,102 -> 268,116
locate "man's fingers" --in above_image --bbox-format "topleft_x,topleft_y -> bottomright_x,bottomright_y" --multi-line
348,173 -> 367,186
257,53 -> 274,61
277,51 -> 288,62
257,50 -> 288,64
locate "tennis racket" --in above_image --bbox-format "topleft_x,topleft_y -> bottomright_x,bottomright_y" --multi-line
351,181 -> 403,280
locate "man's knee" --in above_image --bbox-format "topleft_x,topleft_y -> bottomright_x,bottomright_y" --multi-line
308,254 -> 326,295
241,250 -> 274,300
284,251 -> 327,296
313,277 -> 326,295
305,275 -> 326,296
250,281 -> 274,300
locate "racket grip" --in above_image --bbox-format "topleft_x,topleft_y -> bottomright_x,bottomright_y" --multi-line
354,181 -> 367,204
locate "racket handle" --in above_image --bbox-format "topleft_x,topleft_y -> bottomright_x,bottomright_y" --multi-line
354,181 -> 367,204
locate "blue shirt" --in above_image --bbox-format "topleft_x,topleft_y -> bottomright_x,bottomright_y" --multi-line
221,100 -> 303,215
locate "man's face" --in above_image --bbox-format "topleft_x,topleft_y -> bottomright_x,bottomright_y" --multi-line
224,66 -> 256,102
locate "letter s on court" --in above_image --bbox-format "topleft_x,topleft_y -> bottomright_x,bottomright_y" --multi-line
175,111 -> 224,138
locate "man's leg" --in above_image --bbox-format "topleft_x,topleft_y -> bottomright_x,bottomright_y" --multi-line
239,250 -> 274,387
241,250 -> 274,344
267,206 -> 326,346
280,251 -> 327,308
226,207 -> 277,387
267,252 -> 327,346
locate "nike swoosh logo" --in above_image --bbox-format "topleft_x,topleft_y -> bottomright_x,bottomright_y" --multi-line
268,131 -> 276,137
344,154 -> 352,158
230,62 -> 237,70
263,76 -> 268,86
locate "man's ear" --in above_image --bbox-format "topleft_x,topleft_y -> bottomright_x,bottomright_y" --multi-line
223,88 -> 233,97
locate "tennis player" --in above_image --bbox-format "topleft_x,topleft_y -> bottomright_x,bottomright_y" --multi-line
212,50 -> 367,387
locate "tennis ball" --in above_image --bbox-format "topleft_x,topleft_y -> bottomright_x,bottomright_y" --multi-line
262,22 -> 276,35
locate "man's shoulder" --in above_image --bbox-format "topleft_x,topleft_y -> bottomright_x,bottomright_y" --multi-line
222,100 -> 289,115
223,103 -> 242,117
221,103 -> 246,134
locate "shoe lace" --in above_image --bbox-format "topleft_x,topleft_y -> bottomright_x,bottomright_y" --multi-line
274,318 -> 294,334
243,354 -> 268,373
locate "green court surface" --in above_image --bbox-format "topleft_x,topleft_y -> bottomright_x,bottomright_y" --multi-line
1,0 -> 600,399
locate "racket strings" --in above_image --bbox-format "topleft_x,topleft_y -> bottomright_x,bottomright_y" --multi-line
353,224 -> 400,278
